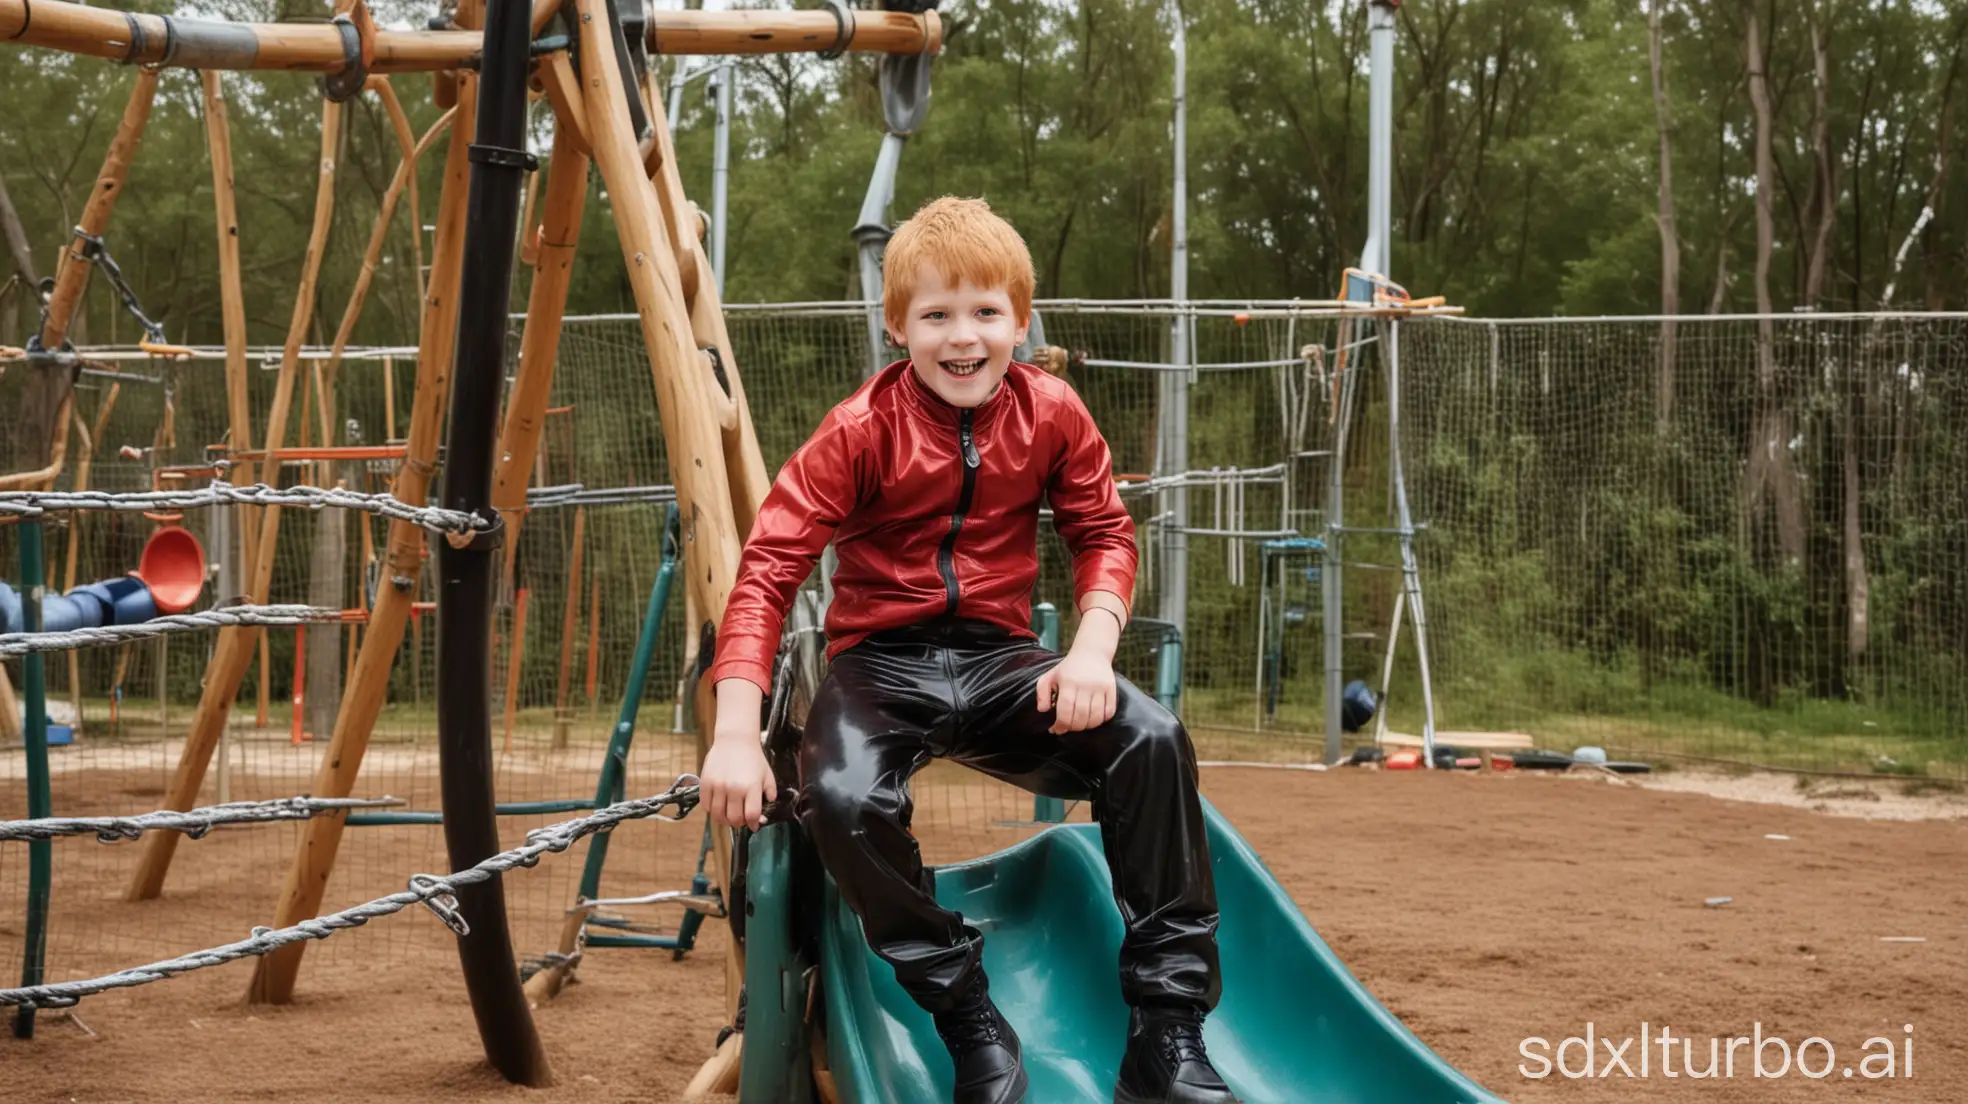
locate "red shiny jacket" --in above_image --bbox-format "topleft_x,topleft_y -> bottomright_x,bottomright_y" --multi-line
708,359 -> 1137,694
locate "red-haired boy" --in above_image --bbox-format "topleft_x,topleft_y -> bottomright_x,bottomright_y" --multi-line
701,197 -> 1233,1104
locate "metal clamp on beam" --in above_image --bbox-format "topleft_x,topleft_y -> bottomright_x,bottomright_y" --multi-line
468,143 -> 540,171
320,9 -> 374,103
20,336 -> 78,372
817,0 -> 855,60
116,11 -> 152,63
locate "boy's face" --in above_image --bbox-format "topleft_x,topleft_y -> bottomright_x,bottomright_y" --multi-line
892,266 -> 1028,409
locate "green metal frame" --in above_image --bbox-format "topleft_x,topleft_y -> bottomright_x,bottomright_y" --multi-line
1026,603 -> 1185,822
1029,603 -> 1066,824
1153,629 -> 1183,710
563,505 -> 715,956
13,519 -> 52,1040
737,820 -> 814,1103
343,504 -> 712,953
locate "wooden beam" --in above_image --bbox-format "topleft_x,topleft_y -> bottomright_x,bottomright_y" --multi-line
127,96 -> 347,902
0,2 -> 941,70
201,71 -> 256,499
576,0 -> 754,1035
643,78 -> 771,543
202,68 -> 264,725
0,666 -> 20,743
245,70 -> 479,1005
574,0 -> 748,640
649,9 -> 941,58
534,50 -> 592,159
491,130 -> 590,565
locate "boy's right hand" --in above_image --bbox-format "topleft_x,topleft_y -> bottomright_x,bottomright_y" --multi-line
702,678 -> 777,830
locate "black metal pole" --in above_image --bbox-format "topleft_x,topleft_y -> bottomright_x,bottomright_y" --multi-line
435,0 -> 550,1085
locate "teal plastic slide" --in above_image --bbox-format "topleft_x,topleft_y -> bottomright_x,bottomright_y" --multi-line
817,800 -> 1503,1103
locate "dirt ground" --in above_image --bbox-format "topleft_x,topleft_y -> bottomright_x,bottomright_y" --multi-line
3,763 -> 1965,1103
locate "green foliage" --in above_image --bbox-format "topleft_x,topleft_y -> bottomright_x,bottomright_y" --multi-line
5,0 -> 1966,336
2,0 -> 1965,777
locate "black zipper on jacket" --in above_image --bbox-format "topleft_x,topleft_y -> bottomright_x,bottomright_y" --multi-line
939,409 -> 980,615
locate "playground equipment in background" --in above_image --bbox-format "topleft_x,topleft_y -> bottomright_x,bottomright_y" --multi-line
1023,604 -> 1185,827
0,525 -> 206,635
3,0 -> 942,1081
334,505 -> 724,980
1257,536 -> 1324,724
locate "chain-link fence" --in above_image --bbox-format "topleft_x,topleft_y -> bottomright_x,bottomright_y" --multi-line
1396,314 -> 1968,778
713,304 -> 1968,780
7,304 -> 1965,1010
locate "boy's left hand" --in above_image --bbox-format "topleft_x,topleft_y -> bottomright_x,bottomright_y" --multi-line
1035,649 -> 1117,734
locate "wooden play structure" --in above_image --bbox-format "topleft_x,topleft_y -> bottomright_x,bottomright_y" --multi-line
2,0 -> 942,1090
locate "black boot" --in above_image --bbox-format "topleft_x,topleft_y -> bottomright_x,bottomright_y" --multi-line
1114,1007 -> 1239,1104
932,975 -> 1027,1104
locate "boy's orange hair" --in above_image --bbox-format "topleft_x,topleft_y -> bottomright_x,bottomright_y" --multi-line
883,197 -> 1035,334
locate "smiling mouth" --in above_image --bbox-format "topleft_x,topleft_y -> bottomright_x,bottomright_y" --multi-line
941,358 -> 986,378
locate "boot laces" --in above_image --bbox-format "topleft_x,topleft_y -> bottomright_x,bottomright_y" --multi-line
1158,1018 -> 1210,1066
936,1006 -> 1004,1050
936,977 -> 1004,1050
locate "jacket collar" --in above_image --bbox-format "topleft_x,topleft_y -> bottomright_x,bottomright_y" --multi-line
895,358 -> 1017,429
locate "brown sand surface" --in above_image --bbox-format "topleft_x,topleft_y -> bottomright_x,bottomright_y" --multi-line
4,763 -> 1963,1102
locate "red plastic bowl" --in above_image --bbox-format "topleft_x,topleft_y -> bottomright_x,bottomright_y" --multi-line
136,526 -> 208,614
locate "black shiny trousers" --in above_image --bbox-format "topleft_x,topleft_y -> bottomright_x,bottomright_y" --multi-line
795,618 -> 1221,1017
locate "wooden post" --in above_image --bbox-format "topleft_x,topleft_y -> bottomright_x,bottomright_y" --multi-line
518,163 -> 542,268
491,131 -> 590,567
202,71 -> 269,732
202,71 -> 256,494
126,97 -> 348,902
574,0 -> 759,1037
200,68 -> 261,747
383,354 -> 399,439
552,508 -> 585,748
290,626 -> 308,745
639,67 -> 771,539
206,68 -> 261,732
0,665 -> 20,743
246,68 -> 480,1005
